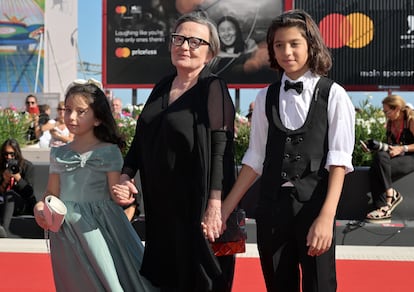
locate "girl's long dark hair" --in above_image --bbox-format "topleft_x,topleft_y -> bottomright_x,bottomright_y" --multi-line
217,15 -> 245,53
65,84 -> 126,150
0,138 -> 24,170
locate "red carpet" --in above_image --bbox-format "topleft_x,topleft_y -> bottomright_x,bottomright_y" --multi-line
232,258 -> 414,292
2,252 -> 414,291
0,253 -> 55,292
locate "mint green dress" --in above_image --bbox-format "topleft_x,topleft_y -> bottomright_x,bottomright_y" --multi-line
48,144 -> 157,292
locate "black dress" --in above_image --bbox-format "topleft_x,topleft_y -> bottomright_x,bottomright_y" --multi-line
122,67 -> 236,291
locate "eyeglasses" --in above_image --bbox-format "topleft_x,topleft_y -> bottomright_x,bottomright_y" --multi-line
3,151 -> 15,157
57,108 -> 65,111
26,101 -> 36,105
171,34 -> 210,49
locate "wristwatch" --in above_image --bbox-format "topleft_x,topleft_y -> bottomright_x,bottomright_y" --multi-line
403,145 -> 409,152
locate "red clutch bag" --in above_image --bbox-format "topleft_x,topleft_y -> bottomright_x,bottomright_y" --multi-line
211,208 -> 247,256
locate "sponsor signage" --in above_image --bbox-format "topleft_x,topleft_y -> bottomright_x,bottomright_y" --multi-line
102,0 -> 283,88
103,0 -> 413,90
295,0 -> 414,90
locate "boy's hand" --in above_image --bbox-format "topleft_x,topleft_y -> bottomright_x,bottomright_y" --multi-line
306,215 -> 334,257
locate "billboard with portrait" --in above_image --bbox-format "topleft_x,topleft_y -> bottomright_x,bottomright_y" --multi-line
295,0 -> 414,90
102,0 -> 283,88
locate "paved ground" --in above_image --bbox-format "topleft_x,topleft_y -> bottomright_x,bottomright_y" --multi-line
22,145 -> 50,164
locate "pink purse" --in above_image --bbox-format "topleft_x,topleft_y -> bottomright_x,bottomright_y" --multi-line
43,195 -> 67,232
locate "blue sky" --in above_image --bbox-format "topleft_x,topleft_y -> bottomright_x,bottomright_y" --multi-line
77,0 -> 414,114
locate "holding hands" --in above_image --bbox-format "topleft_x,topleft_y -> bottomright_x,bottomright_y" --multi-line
201,198 -> 224,242
112,174 -> 137,206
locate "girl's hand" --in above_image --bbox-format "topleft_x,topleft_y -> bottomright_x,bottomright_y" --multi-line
33,201 -> 49,230
112,178 -> 137,206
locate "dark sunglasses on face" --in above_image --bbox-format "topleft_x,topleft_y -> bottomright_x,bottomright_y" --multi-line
26,101 -> 36,105
3,152 -> 15,157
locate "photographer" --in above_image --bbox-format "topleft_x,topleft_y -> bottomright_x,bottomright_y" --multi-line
363,95 -> 414,223
0,139 -> 36,237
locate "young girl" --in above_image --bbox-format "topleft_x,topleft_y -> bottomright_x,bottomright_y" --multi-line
33,79 -> 157,291
208,10 -> 355,291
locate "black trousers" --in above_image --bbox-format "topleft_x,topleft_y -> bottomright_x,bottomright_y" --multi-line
369,151 -> 414,208
0,190 -> 36,237
255,188 -> 337,292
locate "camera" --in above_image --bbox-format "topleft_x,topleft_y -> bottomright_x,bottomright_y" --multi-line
364,139 -> 390,152
6,159 -> 20,174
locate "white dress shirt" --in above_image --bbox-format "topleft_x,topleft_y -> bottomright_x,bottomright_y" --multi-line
242,71 -> 355,176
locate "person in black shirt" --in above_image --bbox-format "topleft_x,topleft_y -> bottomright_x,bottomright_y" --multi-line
114,11 -> 236,292
0,138 -> 36,237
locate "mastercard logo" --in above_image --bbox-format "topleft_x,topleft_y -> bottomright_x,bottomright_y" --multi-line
115,47 -> 131,58
319,13 -> 374,49
115,6 -> 127,14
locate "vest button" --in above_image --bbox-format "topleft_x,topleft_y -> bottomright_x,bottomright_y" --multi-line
281,172 -> 287,178
286,137 -> 291,143
284,153 -> 290,159
295,155 -> 301,161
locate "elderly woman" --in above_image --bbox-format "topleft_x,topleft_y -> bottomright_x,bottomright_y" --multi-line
115,11 -> 236,292
365,95 -> 414,223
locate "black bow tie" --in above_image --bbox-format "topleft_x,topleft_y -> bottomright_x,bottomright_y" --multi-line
284,80 -> 303,94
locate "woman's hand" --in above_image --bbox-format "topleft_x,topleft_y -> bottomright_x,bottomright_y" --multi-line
33,201 -> 49,230
202,198 -> 222,242
2,169 -> 12,182
388,145 -> 404,157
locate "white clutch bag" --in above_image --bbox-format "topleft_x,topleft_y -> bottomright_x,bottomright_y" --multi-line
43,195 -> 67,232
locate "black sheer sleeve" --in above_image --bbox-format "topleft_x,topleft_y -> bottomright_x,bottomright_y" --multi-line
207,79 -> 235,131
207,78 -> 235,192
121,121 -> 141,179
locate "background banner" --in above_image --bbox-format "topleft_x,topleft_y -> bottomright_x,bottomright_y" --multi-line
0,0 -> 44,93
296,0 -> 414,90
103,0 -> 282,88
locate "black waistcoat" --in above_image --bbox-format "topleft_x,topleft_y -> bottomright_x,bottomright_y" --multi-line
260,77 -> 333,202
